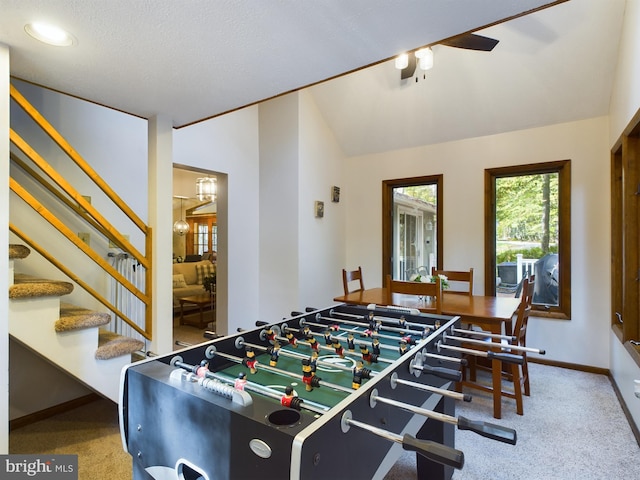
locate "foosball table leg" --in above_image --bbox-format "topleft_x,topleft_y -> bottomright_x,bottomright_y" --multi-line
416,393 -> 456,480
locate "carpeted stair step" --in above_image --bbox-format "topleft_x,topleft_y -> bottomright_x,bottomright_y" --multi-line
55,303 -> 111,332
9,273 -> 74,299
95,329 -> 144,360
9,244 -> 31,260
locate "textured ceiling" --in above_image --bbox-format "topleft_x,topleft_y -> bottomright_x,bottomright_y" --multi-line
1,0 -> 561,129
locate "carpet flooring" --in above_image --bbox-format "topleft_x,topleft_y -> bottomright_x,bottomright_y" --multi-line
9,352 -> 640,480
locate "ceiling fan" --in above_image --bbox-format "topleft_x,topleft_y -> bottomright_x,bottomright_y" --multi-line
400,33 -> 499,79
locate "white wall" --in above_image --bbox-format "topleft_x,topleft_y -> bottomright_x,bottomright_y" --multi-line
297,90 -> 347,310
345,116 -> 611,369
608,0 -> 640,430
1,42 -> 10,454
173,106 -> 260,334
258,94 -> 300,322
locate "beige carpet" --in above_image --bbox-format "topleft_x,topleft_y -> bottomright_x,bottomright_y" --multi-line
10,348 -> 639,480
9,398 -> 131,480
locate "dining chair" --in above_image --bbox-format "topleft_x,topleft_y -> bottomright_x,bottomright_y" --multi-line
386,274 -> 442,314
342,266 -> 365,295
461,275 -> 535,415
431,267 -> 474,296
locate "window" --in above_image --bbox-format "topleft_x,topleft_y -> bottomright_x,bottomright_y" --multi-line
382,175 -> 443,283
186,215 -> 217,257
485,161 -> 571,318
611,122 -> 640,354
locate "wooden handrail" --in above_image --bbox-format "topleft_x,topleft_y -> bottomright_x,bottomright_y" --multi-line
9,177 -> 150,307
9,223 -> 150,340
10,129 -> 149,270
10,84 -> 148,234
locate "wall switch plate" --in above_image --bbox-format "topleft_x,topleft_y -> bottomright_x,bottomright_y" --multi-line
634,379 -> 640,399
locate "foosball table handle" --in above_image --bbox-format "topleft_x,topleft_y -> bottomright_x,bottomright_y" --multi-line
486,351 -> 524,365
402,434 -> 465,470
457,416 -> 517,445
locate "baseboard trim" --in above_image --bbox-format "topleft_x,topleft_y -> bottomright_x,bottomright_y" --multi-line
529,357 -> 609,376
9,393 -> 102,431
610,374 -> 640,447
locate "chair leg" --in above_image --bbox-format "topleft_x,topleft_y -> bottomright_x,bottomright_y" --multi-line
469,355 -> 477,381
522,356 -> 530,396
511,363 -> 524,415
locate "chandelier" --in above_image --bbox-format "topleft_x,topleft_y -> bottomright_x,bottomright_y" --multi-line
173,196 -> 189,236
196,177 -> 217,202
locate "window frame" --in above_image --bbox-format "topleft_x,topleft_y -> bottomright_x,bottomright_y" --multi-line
382,175 -> 443,284
484,160 -> 571,319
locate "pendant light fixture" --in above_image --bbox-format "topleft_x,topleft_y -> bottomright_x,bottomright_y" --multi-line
196,176 -> 217,202
173,196 -> 189,236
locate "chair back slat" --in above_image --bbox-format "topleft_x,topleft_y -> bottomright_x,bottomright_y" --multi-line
342,266 -> 364,295
431,267 -> 474,296
386,274 -> 442,314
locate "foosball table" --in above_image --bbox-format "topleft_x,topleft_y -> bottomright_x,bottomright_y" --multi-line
119,303 -> 519,480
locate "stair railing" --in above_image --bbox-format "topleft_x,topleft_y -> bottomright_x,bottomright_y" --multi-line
8,84 -> 153,341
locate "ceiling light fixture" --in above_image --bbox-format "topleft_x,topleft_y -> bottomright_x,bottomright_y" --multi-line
196,177 -> 217,202
394,53 -> 409,70
173,196 -> 189,236
24,22 -> 76,46
415,47 -> 434,71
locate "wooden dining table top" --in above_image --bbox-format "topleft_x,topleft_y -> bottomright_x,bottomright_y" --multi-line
333,287 -> 521,328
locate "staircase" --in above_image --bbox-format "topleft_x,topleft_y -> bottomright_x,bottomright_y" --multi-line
8,244 -> 144,403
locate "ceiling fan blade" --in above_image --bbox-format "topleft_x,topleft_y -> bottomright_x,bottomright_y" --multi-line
401,55 -> 417,80
440,33 -> 499,51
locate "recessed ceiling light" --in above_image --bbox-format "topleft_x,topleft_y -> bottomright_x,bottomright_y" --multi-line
24,22 -> 76,47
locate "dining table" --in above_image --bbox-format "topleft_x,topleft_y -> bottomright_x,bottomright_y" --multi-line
333,287 -> 522,419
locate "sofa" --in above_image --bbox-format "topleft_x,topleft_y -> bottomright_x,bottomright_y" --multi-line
172,260 -> 216,307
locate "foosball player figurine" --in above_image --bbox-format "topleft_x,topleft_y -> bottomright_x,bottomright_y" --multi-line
243,347 -> 258,374
399,340 -> 409,356
374,318 -> 382,333
301,358 -> 315,392
402,334 -> 416,346
398,316 -> 407,329
329,323 -> 340,332
372,337 -> 381,356
368,312 -> 376,329
280,385 -> 303,410
234,372 -> 247,390
196,360 -> 209,378
265,326 -> 276,343
285,330 -> 298,348
332,338 -> 344,358
347,333 -> 355,351
352,361 -> 372,389
307,336 -> 320,352
269,341 -> 281,367
309,350 -> 319,373
302,326 -> 313,341
324,330 -> 333,345
360,344 -> 373,364
421,327 -> 430,340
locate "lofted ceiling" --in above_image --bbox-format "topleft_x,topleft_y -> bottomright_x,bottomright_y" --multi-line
0,0 -> 626,157
308,0 -> 627,156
